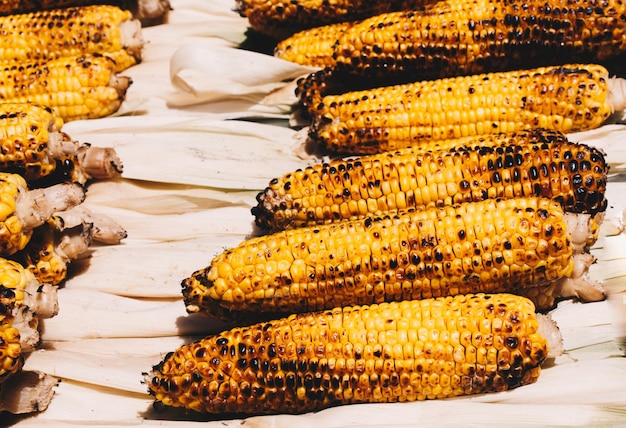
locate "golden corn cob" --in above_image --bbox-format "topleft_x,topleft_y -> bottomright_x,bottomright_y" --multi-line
0,5 -> 142,72
252,129 -> 608,231
0,102 -> 123,184
0,257 -> 58,383
0,293 -> 22,384
275,22 -> 353,69
297,64 -> 625,155
331,0 -> 626,81
12,220 -> 93,286
0,1 -> 171,27
0,172 -> 85,256
184,196 -> 604,322
149,293 -> 559,414
0,55 -> 132,123
236,0 -> 429,40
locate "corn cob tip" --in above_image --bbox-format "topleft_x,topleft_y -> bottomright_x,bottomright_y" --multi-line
16,183 -> 86,231
608,76 -> 626,113
77,146 -> 124,180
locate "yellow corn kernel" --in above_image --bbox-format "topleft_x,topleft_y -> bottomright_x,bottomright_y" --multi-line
184,197 -> 587,321
252,129 -> 608,230
0,55 -> 132,122
275,22 -> 353,69
300,64 -> 616,155
332,0 -> 626,80
236,0 -> 429,40
0,5 -> 141,72
148,293 -> 552,414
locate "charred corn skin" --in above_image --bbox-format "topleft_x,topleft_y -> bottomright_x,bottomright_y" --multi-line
332,0 -> 626,81
0,319 -> 22,384
150,293 -> 548,414
184,197 -> 574,320
13,224 -> 67,287
0,5 -> 141,72
0,103 -> 64,182
275,22 -> 353,69
252,129 -> 608,230
0,55 -> 132,122
306,64 -> 615,155
0,173 -> 32,255
237,0 -> 427,40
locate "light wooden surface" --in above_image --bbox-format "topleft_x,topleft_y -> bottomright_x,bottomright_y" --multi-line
7,0 -> 626,425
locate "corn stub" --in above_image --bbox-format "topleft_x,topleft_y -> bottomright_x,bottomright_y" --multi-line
184,196 -> 581,321
0,55 -> 132,122
252,129 -> 608,230
332,0 -> 626,81
0,5 -> 141,72
300,64 -> 617,155
149,293 -> 551,414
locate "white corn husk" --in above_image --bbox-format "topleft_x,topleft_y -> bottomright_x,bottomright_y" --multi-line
63,115 -> 318,189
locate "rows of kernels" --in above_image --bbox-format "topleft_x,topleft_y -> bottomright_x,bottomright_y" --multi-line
0,5 -> 131,64
150,294 -> 547,414
311,65 -> 612,154
185,197 -> 574,320
253,134 -> 607,230
0,321 -> 21,383
332,0 -> 626,80
0,173 -> 29,255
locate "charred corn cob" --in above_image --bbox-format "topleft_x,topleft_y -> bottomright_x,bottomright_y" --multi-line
150,293 -> 560,414
0,257 -> 58,383
185,196 -> 604,322
0,55 -> 132,122
0,103 -> 122,184
331,0 -> 626,81
297,64 -> 626,155
0,1 -> 170,27
236,0 -> 429,40
252,129 -> 608,230
0,172 -> 85,256
275,22 -> 353,69
12,220 -> 93,286
0,5 -> 142,72
0,293 -> 21,383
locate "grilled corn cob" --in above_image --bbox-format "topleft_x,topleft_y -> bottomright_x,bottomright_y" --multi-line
237,0 -> 429,40
275,22 -> 353,69
297,64 -> 626,155
331,0 -> 626,81
0,294 -> 21,383
0,172 -> 85,256
0,256 -> 58,383
150,293 -> 560,414
252,129 -> 608,230
0,103 -> 122,184
0,55 -> 132,122
0,1 -> 170,27
185,196 -> 603,322
12,220 -> 93,286
0,5 -> 142,72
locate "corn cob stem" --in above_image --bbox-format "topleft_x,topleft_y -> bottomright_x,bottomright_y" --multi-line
297,64 -> 624,154
253,129 -> 608,230
54,205 -> 127,245
185,196 -> 602,322
15,183 -> 85,232
0,370 -> 58,414
149,293 -> 559,414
